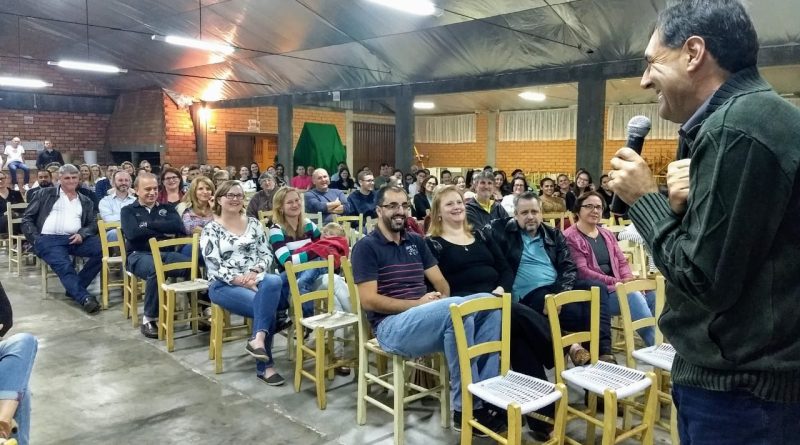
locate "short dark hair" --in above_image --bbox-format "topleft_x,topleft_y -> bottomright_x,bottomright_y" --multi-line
656,0 -> 758,73
440,169 -> 451,177
357,170 -> 373,182
513,191 -> 540,210
573,191 -> 606,215
380,163 -> 391,168
376,185 -> 407,206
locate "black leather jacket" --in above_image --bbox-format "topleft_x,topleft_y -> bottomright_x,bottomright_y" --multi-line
21,186 -> 98,244
483,217 -> 577,293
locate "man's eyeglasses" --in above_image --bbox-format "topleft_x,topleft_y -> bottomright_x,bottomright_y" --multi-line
164,176 -> 180,181
379,203 -> 410,211
580,204 -> 603,211
224,193 -> 245,201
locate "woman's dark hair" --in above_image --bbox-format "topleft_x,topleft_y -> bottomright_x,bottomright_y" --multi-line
572,191 -> 607,216
656,0 -> 758,73
159,167 -> 181,188
465,170 -> 475,189
511,176 -> 528,192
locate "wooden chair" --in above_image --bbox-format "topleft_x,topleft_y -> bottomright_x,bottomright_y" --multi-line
209,304 -> 253,374
615,277 -> 678,444
97,220 -> 126,310
364,216 -> 377,233
545,287 -> 659,445
335,214 -> 364,234
257,209 -> 273,231
286,256 -> 358,410
149,234 -> 209,352
116,223 -> 145,327
449,294 -> 568,445
306,211 -> 323,227
7,202 -> 28,276
343,258 -> 449,444
542,211 -> 573,231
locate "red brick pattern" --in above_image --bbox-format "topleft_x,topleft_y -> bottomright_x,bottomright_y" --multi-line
106,89 -> 165,155
163,96 -> 197,166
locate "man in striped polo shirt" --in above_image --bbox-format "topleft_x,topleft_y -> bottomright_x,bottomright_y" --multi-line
351,185 -> 504,434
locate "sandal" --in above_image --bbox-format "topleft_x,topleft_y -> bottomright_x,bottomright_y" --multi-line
568,344 -> 591,366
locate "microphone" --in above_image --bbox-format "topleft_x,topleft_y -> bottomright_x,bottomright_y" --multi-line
610,115 -> 652,215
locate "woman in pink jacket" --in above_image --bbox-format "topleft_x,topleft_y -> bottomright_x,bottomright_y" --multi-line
564,191 -> 655,346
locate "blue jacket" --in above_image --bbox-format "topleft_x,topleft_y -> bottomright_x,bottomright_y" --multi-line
304,188 -> 350,223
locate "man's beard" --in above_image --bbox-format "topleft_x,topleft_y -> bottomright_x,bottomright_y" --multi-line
39,181 -> 51,188
382,213 -> 406,232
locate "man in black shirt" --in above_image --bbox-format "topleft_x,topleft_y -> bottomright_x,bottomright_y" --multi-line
121,173 -> 188,338
35,140 -> 64,170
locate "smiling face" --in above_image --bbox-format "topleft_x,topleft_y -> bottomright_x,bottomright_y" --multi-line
313,169 -> 330,191
239,166 -> 250,179
220,185 -> 244,213
541,179 -> 555,197
557,175 -> 570,192
281,190 -> 303,219
437,190 -> 465,226
641,30 -> 694,123
454,176 -> 466,191
424,177 -> 437,194
475,178 -> 494,201
377,189 -> 408,233
135,176 -> 159,207
512,178 -> 526,195
577,194 -> 604,226
576,173 -> 590,189
113,171 -> 132,194
195,182 -> 213,204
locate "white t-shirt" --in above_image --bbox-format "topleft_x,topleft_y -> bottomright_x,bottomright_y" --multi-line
4,145 -> 24,164
41,189 -> 83,235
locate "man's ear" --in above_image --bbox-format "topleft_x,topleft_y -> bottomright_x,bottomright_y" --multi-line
684,35 -> 708,73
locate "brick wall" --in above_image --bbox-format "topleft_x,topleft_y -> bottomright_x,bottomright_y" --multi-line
416,113 -> 488,168
3,59 -> 115,96
163,96 -> 197,166
496,140 -> 577,173
106,89 -> 165,155
0,109 -> 110,164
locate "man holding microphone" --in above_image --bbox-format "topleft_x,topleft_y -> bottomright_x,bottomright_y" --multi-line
608,0 -> 800,443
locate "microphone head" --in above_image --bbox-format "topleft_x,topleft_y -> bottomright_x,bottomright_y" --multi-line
627,115 -> 652,138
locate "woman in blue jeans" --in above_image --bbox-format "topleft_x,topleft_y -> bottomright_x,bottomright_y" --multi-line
0,282 -> 37,445
200,181 -> 287,386
564,192 -> 656,346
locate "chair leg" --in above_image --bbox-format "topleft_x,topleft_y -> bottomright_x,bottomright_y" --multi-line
507,403 -> 522,445
315,327 -> 326,410
553,384 -> 569,445
586,392 -> 598,445
356,347 -> 368,425
190,292 -> 198,334
213,307 -> 224,374
601,390 -> 619,445
101,265 -> 109,310
326,330 -> 335,381
641,375 -> 659,445
130,278 -> 140,328
294,323 -> 304,393
437,354 -> 449,429
165,291 -> 176,352
392,354 -> 405,445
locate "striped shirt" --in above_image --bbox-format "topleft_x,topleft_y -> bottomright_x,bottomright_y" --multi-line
269,218 -> 320,269
351,229 -> 436,328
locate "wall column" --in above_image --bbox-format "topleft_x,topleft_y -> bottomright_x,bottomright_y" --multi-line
576,78 -> 606,180
486,111 -> 497,167
394,86 -> 414,172
278,95 -> 294,173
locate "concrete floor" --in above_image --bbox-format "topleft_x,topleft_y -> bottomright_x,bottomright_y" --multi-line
2,253 -> 671,444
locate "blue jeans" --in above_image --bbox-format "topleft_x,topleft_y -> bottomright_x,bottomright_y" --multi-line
6,161 -> 29,186
0,333 -> 38,445
266,266 -> 324,318
374,293 -> 500,412
34,234 -> 102,304
127,251 -> 189,319
209,274 -> 286,374
608,289 -> 655,346
672,384 -> 800,444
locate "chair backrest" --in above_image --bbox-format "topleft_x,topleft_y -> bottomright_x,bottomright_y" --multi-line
285,255 -> 335,322
335,214 -> 364,234
449,294 -> 511,386
148,234 -> 200,292
97,219 -> 127,265
7,202 -> 27,235
258,210 -> 273,230
342,257 -> 373,347
364,216 -> 377,233
544,287 -> 601,384
617,239 -> 648,278
307,212 -> 323,227
541,211 -> 572,231
615,276 -> 667,367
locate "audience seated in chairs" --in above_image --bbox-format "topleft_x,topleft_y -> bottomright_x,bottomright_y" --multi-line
21,164 -> 103,314
0,281 -> 37,445
121,172 -> 188,338
245,172 -> 277,219
555,174 -> 576,211
157,167 -> 184,205
93,165 -> 117,200
200,180 -> 287,386
538,177 -> 567,214
350,185 -> 505,434
412,175 -> 437,219
97,171 -> 135,241
346,171 -> 377,219
0,174 -> 23,236
564,191 -> 656,346
484,191 -> 616,363
500,176 -> 529,216
465,171 -> 508,229
425,185 -> 557,439
24,170 -> 53,203
304,169 -> 350,224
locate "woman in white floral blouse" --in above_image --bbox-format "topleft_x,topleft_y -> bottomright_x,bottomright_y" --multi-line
200,180 -> 286,386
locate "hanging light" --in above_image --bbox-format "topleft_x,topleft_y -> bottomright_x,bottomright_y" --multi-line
48,60 -> 127,73
152,35 -> 235,55
0,76 -> 52,88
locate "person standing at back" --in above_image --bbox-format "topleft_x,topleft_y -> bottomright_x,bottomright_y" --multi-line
609,1 -> 800,443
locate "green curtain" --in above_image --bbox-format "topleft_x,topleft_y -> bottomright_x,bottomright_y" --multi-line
293,123 -> 346,174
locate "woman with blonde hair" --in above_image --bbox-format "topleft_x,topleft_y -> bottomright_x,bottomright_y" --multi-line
79,164 -> 95,192
200,180 -> 285,386
176,176 -> 215,235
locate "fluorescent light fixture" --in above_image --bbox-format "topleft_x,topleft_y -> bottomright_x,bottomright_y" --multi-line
413,101 -> 435,110
0,76 -> 52,88
152,35 -> 235,55
48,60 -> 127,73
367,0 -> 439,16
518,91 -> 546,101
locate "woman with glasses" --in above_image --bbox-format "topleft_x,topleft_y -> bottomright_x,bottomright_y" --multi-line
412,175 -> 437,219
500,176 -> 529,215
0,173 -> 23,236
157,167 -> 185,204
200,180 -> 286,386
564,191 -> 656,346
246,173 -> 278,219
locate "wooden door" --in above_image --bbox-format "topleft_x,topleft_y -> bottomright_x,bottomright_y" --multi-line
353,122 -> 395,174
254,134 -> 278,170
226,134 -> 255,168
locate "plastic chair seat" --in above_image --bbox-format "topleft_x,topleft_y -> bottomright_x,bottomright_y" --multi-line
300,311 -> 358,331
469,371 -> 563,414
162,279 -> 208,293
562,361 -> 652,399
632,343 -> 675,372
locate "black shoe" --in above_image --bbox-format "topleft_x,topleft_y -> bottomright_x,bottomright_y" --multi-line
82,297 -> 100,314
527,416 -> 553,442
140,321 -> 159,339
246,342 -> 270,361
276,315 -> 292,333
453,409 -> 506,437
257,372 -> 285,386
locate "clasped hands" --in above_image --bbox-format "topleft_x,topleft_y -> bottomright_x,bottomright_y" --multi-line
609,147 -> 691,215
233,272 -> 259,290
